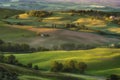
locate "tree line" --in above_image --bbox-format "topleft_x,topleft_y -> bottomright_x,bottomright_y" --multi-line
62,10 -> 120,17
51,60 -> 87,74
0,39 -> 97,52
0,39 -> 49,53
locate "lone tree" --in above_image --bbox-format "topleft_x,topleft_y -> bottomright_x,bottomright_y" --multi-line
0,54 -> 5,63
34,65 -> 39,70
27,63 -> 33,68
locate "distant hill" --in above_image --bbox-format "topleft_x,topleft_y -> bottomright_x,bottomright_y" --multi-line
0,0 -> 10,2
0,0 -> 120,11
7,0 -> 120,7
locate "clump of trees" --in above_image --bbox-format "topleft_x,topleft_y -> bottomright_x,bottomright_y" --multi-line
106,74 -> 120,80
26,63 -> 39,70
0,66 -> 19,80
27,10 -> 52,17
51,61 -> 63,72
51,60 -> 87,74
0,39 -> 49,53
0,54 -> 21,65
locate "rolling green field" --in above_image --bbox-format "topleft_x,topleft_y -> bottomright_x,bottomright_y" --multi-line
1,20 -> 119,49
5,11 -> 120,35
9,48 -> 120,76
0,8 -> 120,80
0,63 -> 92,80
1,11 -> 120,49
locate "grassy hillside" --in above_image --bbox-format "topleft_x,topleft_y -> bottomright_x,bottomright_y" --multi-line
0,21 -> 119,48
8,48 -> 120,76
5,11 -> 120,34
0,22 -> 36,42
0,8 -> 24,19
0,63 -> 92,80
0,8 -> 120,80
6,25 -> 119,48
1,10 -> 120,48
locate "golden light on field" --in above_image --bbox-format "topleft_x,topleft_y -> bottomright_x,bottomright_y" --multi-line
9,25 -> 58,33
74,18 -> 106,27
43,17 -> 71,24
19,13 -> 29,19
108,28 -> 120,33
44,17 -> 63,20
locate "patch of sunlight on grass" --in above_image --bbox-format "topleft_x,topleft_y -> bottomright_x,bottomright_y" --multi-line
74,18 -> 106,27
108,27 -> 120,33
7,48 -> 120,72
44,17 -> 63,20
19,13 -> 29,19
